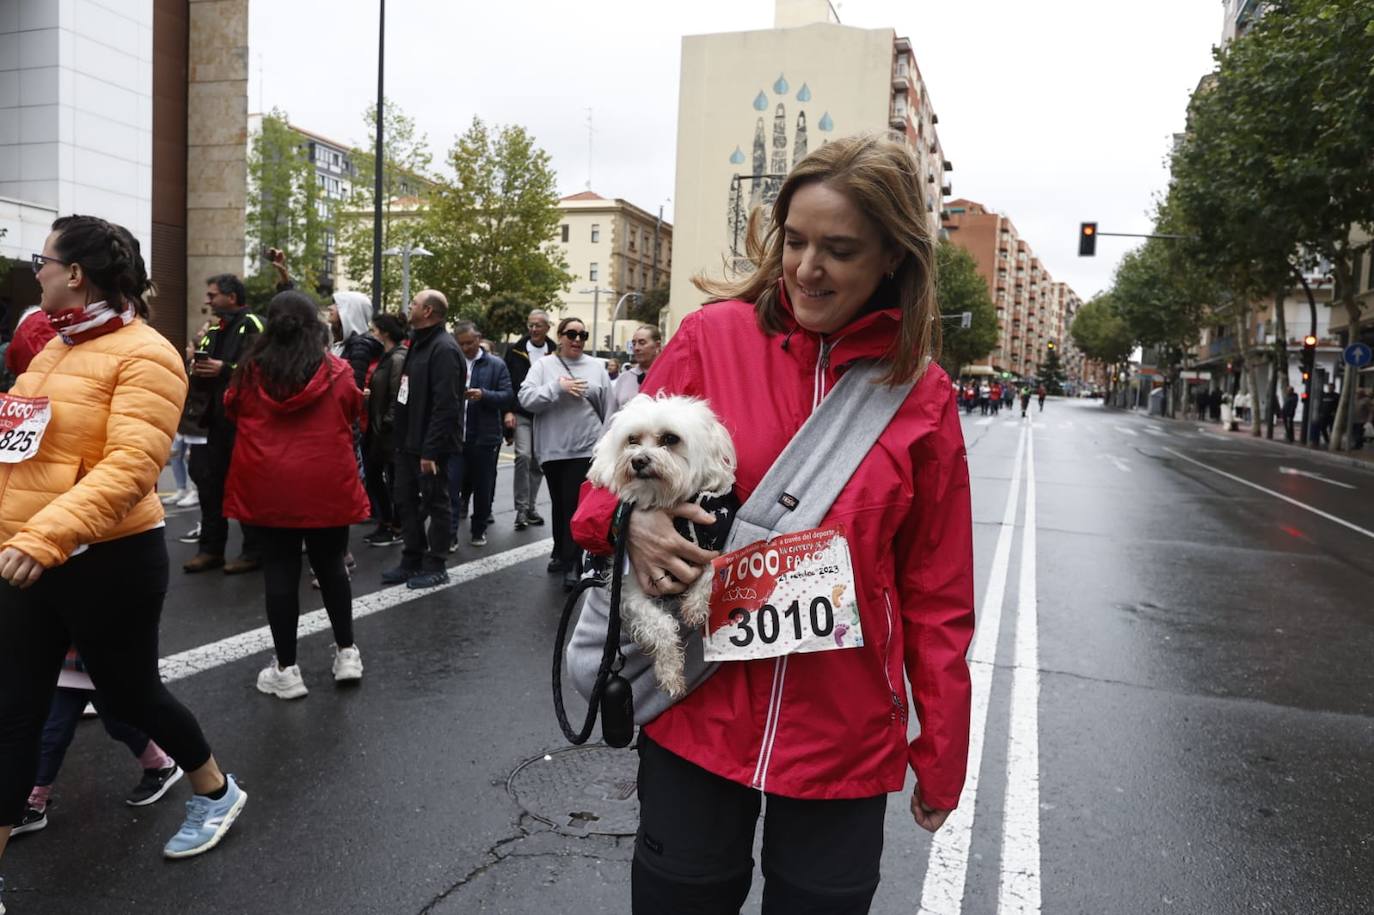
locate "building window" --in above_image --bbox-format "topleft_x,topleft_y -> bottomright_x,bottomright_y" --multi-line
560,224 -> 569,243
591,224 -> 600,243
589,262 -> 599,282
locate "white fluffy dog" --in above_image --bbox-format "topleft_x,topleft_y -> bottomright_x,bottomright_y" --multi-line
587,393 -> 737,696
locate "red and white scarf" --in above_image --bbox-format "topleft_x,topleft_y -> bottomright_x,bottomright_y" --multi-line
48,299 -> 135,346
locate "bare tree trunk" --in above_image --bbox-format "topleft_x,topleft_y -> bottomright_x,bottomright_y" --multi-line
1267,288 -> 1287,440
1232,309 -> 1263,435
1329,256 -> 1362,451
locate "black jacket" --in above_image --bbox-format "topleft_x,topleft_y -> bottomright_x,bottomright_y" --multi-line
340,332 -> 385,391
503,334 -> 556,418
394,324 -> 465,459
365,344 -> 408,457
185,308 -> 264,435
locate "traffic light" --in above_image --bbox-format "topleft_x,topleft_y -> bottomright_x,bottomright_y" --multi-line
1047,340 -> 1056,351
1301,334 -> 1317,371
1078,222 -> 1097,257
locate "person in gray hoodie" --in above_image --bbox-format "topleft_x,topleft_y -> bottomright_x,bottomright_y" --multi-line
517,316 -> 611,589
329,291 -> 383,391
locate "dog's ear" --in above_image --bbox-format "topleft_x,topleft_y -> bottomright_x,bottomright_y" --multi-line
694,403 -> 737,495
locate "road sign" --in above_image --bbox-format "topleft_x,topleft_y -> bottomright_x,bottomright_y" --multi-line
1343,342 -> 1372,368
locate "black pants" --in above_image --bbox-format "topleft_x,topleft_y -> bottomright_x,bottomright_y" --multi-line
0,529 -> 213,824
258,525 -> 353,668
632,736 -> 886,914
543,457 -> 591,568
394,452 -> 451,572
448,441 -> 501,538
363,438 -> 396,527
189,430 -> 261,559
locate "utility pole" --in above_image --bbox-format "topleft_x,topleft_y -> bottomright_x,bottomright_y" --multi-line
370,0 -> 385,316
580,285 -> 613,356
651,200 -> 669,289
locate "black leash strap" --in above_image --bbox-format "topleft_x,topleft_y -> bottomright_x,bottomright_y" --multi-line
552,501 -> 634,747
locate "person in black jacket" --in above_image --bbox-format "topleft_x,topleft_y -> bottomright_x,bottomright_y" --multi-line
449,321 -> 514,549
183,273 -> 265,574
330,291 -> 383,389
382,290 -> 465,589
362,313 -> 408,546
502,309 -> 556,530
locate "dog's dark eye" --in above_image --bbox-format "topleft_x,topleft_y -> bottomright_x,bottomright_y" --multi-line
660,433 -> 680,446
627,435 -> 641,445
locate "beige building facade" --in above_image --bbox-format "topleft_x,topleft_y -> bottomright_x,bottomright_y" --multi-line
667,1 -> 949,333
553,191 -> 672,353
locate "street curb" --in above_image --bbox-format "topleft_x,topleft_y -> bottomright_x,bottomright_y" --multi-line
1118,406 -> 1374,477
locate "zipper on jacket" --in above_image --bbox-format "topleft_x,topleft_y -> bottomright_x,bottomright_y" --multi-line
751,655 -> 789,791
882,589 -> 904,723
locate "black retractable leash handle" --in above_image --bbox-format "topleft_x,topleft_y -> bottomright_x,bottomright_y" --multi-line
552,501 -> 635,748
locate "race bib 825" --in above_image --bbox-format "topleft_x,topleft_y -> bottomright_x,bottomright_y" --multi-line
0,394 -> 52,463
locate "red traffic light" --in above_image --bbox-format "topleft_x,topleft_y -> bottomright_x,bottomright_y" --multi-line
1302,334 -> 1318,348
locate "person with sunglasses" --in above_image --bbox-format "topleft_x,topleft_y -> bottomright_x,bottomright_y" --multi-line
518,317 -> 611,590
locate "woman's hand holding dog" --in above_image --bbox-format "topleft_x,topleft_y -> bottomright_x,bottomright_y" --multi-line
627,504 -> 720,598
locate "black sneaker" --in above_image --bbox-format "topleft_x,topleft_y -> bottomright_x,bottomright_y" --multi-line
470,534 -> 488,547
11,804 -> 47,836
547,558 -> 568,574
381,565 -> 418,585
177,523 -> 201,544
448,534 -> 459,554
514,511 -> 528,531
525,510 -> 545,526
406,570 -> 450,590
126,764 -> 184,807
364,527 -> 401,547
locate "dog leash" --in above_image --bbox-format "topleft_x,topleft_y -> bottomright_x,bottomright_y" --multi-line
552,501 -> 635,748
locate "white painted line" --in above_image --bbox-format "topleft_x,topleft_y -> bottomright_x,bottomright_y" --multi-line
919,423 -> 1028,915
976,417 -> 994,426
1164,448 -> 1374,540
999,423 -> 1041,915
1141,426 -> 1167,437
1112,425 -> 1138,437
1278,466 -> 1356,489
158,539 -> 555,682
1108,455 -> 1132,473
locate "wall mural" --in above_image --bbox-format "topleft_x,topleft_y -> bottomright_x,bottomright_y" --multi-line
725,74 -> 834,272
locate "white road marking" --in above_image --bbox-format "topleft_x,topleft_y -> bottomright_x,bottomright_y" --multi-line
919,424 -> 1028,915
1112,425 -> 1138,437
1141,426 -> 1167,437
1000,419 -> 1041,914
1057,421 -> 1075,430
1278,466 -> 1356,489
1164,448 -> 1374,540
1107,455 -> 1132,473
159,539 -> 556,682
976,417 -> 994,426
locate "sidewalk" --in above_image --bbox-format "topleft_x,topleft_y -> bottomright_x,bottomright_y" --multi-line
1138,407 -> 1374,475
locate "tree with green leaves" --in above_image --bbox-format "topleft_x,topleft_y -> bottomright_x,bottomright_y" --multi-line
934,240 -> 999,379
630,284 -> 669,326
1070,294 -> 1135,402
246,109 -> 335,303
1039,346 -> 1066,395
337,99 -> 436,311
1175,0 -> 1374,448
418,117 -> 572,317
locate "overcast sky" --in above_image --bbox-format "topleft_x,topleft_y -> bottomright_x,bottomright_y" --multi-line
248,0 -> 1222,299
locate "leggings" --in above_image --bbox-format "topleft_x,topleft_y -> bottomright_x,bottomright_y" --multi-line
258,525 -> 354,668
543,457 -> 592,569
35,687 -> 150,788
0,528 -> 212,824
632,735 -> 886,914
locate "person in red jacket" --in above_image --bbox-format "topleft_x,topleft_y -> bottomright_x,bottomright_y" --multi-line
223,291 -> 371,700
571,134 -> 974,913
5,306 -> 57,376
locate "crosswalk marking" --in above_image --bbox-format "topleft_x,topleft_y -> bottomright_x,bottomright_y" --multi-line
1112,425 -> 1138,437
1141,426 -> 1167,436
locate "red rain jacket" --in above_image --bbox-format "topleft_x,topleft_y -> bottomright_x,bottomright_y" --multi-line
572,296 -> 974,806
223,354 -> 370,529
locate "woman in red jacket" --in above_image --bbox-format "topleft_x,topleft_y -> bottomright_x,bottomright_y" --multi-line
223,291 -> 371,700
572,134 -> 974,913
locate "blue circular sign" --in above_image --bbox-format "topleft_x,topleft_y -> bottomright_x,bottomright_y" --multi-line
1344,342 -> 1372,368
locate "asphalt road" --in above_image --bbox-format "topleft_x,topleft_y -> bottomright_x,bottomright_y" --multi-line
3,400 -> 1372,914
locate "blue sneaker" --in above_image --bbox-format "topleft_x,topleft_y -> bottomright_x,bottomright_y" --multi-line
381,565 -> 418,585
163,774 -> 247,859
406,569 -> 450,590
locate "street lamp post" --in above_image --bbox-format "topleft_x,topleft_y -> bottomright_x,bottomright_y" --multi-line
371,0 -> 385,317
383,243 -> 432,310
609,292 -> 643,351
579,285 -> 614,355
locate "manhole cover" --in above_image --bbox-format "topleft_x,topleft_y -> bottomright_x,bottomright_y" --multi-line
508,744 -> 640,837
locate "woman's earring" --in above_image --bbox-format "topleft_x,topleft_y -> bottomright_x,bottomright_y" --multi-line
886,269 -> 896,280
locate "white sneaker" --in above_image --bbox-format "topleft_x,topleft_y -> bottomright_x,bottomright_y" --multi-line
256,661 -> 307,699
175,489 -> 199,507
332,645 -> 363,682
162,488 -> 189,504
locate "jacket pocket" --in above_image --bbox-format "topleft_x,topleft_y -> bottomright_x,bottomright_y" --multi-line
881,589 -> 905,724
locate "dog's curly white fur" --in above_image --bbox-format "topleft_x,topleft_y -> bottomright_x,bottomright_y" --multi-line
588,394 -> 736,696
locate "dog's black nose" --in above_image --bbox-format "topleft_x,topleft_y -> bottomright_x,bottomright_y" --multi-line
631,456 -> 650,472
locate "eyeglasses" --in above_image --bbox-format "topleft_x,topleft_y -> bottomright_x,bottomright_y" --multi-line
527,323 -> 548,330
562,330 -> 590,342
31,254 -> 67,275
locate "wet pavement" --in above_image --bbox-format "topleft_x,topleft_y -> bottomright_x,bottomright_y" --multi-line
3,400 -> 1372,914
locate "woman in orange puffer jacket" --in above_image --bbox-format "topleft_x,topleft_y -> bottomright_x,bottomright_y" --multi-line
0,216 -> 246,869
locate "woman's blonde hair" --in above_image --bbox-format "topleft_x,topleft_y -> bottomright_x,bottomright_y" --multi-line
694,133 -> 940,386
